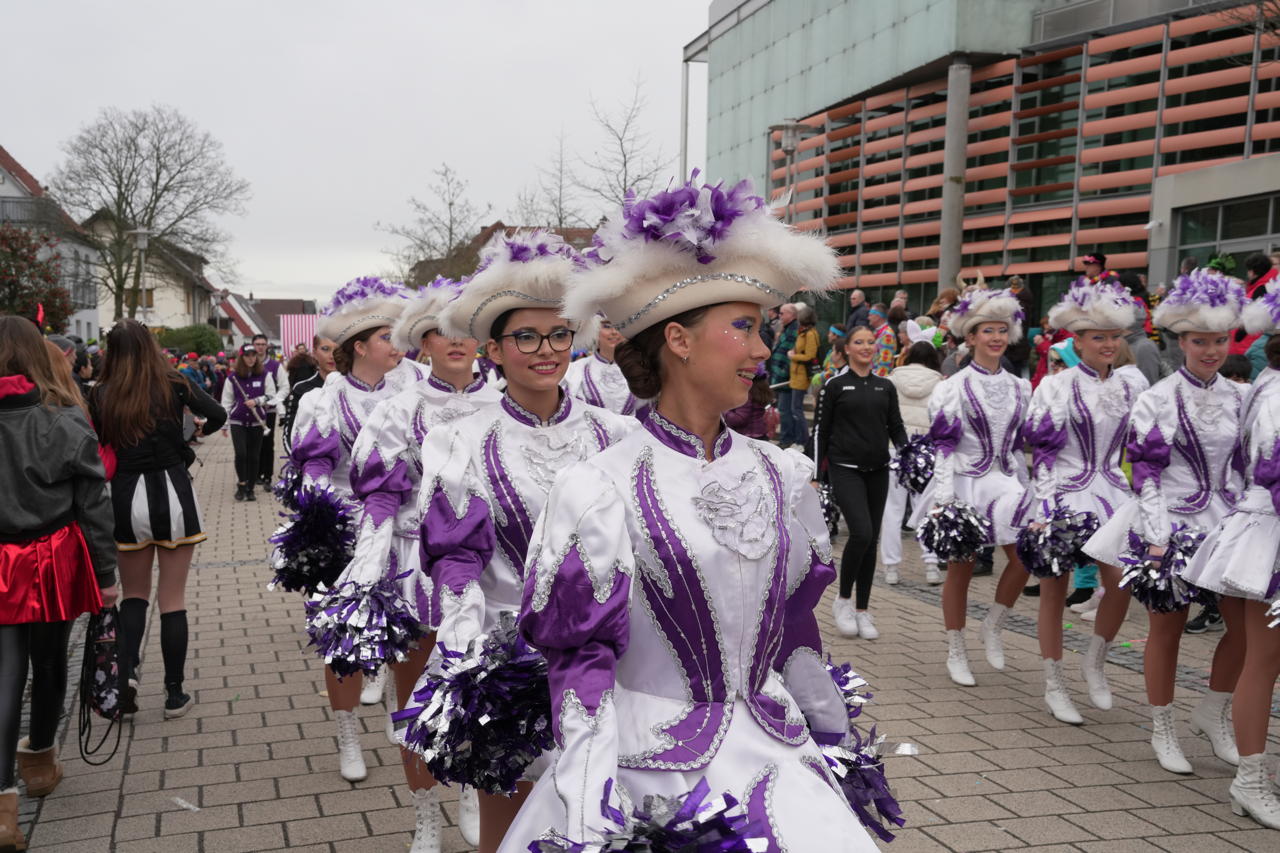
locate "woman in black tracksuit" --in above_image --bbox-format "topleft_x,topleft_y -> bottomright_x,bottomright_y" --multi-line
814,324 -> 908,641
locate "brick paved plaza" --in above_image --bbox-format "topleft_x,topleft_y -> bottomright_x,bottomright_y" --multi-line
17,431 -> 1280,851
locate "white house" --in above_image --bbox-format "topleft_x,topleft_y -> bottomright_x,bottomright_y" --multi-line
0,144 -> 101,340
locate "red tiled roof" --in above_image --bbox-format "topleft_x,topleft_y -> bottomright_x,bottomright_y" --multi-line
0,144 -> 46,197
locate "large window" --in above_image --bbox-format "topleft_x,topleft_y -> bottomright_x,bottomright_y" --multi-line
1175,192 -> 1280,278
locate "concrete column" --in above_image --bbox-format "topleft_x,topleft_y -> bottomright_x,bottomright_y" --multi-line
937,56 -> 972,296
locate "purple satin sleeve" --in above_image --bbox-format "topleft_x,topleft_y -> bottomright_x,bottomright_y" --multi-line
928,410 -> 963,457
773,550 -> 836,670
420,484 -> 495,629
351,446 -> 413,507
1024,410 -> 1068,473
291,422 -> 340,482
1128,424 -> 1171,493
520,544 -> 630,745
1253,440 -> 1280,515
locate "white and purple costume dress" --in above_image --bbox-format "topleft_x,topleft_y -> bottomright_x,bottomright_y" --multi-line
1084,368 -> 1244,573
500,411 -> 877,852
343,370 -> 501,629
1181,373 -> 1280,600
1023,363 -> 1147,524
912,362 -> 1032,545
415,393 -> 634,655
563,354 -> 639,416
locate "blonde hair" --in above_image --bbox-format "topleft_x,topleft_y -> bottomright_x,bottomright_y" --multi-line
1113,337 -> 1135,369
0,317 -> 84,411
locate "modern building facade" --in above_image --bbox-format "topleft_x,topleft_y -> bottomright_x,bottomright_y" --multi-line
685,0 -> 1280,317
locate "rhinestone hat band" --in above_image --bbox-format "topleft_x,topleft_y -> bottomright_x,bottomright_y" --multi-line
616,272 -> 787,334
332,312 -> 399,343
467,290 -> 561,337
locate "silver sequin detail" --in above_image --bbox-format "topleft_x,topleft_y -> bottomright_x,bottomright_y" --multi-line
616,273 -> 786,334
693,467 -> 776,560
467,290 -> 560,338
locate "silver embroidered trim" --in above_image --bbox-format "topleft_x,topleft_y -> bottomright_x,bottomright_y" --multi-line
467,290 -> 560,338
616,273 -> 786,333
743,763 -> 788,853
530,531 -> 627,613
692,467 -> 775,560
330,312 -> 399,344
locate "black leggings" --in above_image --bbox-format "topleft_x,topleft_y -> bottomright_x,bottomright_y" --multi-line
0,621 -> 74,788
257,413 -> 278,480
230,424 -> 264,484
828,466 -> 890,609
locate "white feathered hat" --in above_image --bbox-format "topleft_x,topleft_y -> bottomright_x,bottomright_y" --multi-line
1242,289 -> 1280,334
948,288 -> 1025,342
391,275 -> 463,351
1048,276 -> 1140,332
563,172 -> 840,338
438,229 -> 583,340
1152,268 -> 1247,334
316,277 -> 409,346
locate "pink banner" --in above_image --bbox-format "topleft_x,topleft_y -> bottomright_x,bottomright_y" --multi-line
279,314 -> 316,356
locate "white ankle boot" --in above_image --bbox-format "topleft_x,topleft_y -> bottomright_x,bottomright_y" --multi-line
1231,753 -> 1280,829
1043,659 -> 1083,725
458,785 -> 481,846
1151,704 -> 1193,774
384,677 -> 398,745
981,604 -> 1009,670
1190,689 -> 1239,766
946,629 -> 975,686
361,668 -> 386,705
832,597 -> 859,638
1080,634 -> 1113,710
924,564 -> 943,585
335,709 -> 368,782
410,787 -> 442,853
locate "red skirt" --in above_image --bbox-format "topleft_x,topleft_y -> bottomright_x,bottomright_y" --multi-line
0,523 -> 103,625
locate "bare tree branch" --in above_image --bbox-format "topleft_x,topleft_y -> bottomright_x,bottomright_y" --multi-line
377,163 -> 492,283
1218,1 -> 1280,64
575,80 -> 672,215
49,104 -> 251,321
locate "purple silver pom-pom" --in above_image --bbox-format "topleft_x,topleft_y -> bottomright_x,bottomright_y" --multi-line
268,485 -> 355,594
818,482 -> 841,538
890,434 -> 935,494
304,573 -> 424,677
917,500 -> 991,562
271,461 -> 304,512
1015,505 -> 1100,579
1267,596 -> 1280,629
394,613 -> 554,794
822,726 -> 907,843
1118,525 -> 1207,613
527,777 -> 763,853
826,658 -> 872,724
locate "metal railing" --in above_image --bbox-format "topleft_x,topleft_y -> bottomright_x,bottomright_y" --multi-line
0,196 -> 72,232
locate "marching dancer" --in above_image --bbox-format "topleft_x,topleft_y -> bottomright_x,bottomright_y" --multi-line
400,231 -> 635,853
343,277 -> 498,851
563,316 -> 639,415
1021,278 -> 1147,723
1179,295 -> 1280,827
1083,268 -> 1246,774
280,277 -> 421,784
914,289 -> 1032,687
220,343 -> 277,503
501,176 -> 885,851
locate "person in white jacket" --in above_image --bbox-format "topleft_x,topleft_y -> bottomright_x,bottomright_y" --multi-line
880,337 -> 943,584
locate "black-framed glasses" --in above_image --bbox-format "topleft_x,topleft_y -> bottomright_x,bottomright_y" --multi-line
499,328 -> 575,354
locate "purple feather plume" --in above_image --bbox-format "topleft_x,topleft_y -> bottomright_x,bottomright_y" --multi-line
393,613 -> 554,794
323,276 -> 406,315
890,434 -> 935,494
527,777 -> 764,853
472,229 -> 586,275
1118,524 -> 1208,613
917,501 -> 992,562
304,573 -> 425,677
822,727 -> 907,843
1162,267 -> 1246,310
1016,504 -> 1100,579
268,485 -> 356,595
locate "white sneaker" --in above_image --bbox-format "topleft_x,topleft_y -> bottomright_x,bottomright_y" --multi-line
409,787 -> 442,853
946,630 -> 975,687
335,710 -> 368,782
1071,588 -> 1103,615
1080,608 -> 1098,622
1151,704 -> 1193,774
883,566 -> 900,585
1190,689 -> 1239,766
458,786 -> 481,846
832,597 -> 859,638
1043,659 -> 1084,725
924,564 -> 943,585
981,604 -> 1009,671
855,611 -> 879,640
361,668 -> 386,705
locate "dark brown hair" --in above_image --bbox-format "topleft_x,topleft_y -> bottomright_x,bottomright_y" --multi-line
903,341 -> 942,371
0,316 -> 83,410
234,347 -> 264,379
333,328 -> 378,375
615,305 -> 712,399
93,319 -> 185,447
748,373 -> 774,407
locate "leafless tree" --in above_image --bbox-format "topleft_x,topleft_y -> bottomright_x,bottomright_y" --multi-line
1220,1 -> 1280,64
378,163 -> 491,283
539,133 -> 586,228
508,185 -> 547,229
575,81 -> 672,214
49,104 -> 251,321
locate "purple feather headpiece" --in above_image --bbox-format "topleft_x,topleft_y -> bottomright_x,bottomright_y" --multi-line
472,229 -> 586,275
317,276 -> 410,345
322,276 -> 407,316
1153,268 -> 1246,333
392,276 -> 466,350
1243,288 -> 1280,334
1048,276 -> 1138,332
947,288 -> 1025,342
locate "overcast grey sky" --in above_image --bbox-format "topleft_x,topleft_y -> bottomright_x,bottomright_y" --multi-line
3,0 -> 708,299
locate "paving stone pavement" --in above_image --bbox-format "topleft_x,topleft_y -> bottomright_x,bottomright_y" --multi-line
16,430 -> 1279,851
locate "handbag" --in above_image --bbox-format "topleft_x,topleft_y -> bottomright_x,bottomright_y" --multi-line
78,607 -> 123,764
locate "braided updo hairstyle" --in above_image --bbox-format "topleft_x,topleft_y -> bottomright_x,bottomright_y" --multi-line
614,305 -> 711,399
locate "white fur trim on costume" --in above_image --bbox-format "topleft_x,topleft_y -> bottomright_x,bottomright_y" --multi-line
391,277 -> 462,351
1048,279 -> 1140,332
948,289 -> 1025,342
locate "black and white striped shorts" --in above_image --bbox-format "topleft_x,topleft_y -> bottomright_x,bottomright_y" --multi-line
111,464 -> 206,551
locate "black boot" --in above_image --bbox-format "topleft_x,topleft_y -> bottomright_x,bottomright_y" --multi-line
245,486 -> 257,502
160,611 -> 190,719
117,598 -> 149,714
234,483 -> 246,502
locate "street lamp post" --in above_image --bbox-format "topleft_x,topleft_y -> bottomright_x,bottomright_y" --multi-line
768,120 -> 811,226
126,227 -> 153,320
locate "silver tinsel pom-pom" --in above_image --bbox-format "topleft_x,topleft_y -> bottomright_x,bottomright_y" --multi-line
1118,525 -> 1207,613
917,500 -> 991,562
890,435 -> 935,495
1015,503 -> 1100,579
